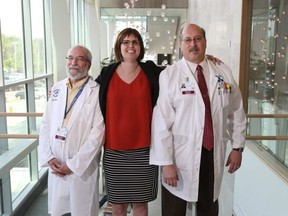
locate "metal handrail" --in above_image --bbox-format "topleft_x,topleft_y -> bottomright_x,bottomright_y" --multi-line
0,112 -> 43,117
246,113 -> 288,140
0,112 -> 42,139
246,136 -> 288,140
247,114 -> 288,118
1,113 -> 288,139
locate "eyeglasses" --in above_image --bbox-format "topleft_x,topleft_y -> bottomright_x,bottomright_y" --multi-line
121,40 -> 140,46
182,36 -> 204,44
66,56 -> 89,62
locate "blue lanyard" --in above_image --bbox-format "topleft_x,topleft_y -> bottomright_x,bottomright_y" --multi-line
64,76 -> 90,119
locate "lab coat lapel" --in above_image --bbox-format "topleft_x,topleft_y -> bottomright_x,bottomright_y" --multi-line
207,61 -> 221,100
58,79 -> 69,121
179,58 -> 198,86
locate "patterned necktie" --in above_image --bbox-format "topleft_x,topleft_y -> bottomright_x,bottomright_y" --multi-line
197,65 -> 214,151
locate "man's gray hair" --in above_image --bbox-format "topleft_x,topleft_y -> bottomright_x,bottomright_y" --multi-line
68,45 -> 92,62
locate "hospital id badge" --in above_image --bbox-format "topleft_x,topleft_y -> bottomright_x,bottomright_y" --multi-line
181,81 -> 195,95
55,127 -> 68,143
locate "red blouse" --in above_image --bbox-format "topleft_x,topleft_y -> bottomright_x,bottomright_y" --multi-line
105,69 -> 152,150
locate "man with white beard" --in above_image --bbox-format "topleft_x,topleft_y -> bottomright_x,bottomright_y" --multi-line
39,45 -> 105,216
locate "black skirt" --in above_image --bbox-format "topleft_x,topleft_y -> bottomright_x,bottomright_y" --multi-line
104,147 -> 158,204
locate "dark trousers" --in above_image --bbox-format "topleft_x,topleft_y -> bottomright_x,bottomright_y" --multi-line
162,148 -> 219,216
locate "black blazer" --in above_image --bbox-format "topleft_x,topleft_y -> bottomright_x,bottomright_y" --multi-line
95,61 -> 164,122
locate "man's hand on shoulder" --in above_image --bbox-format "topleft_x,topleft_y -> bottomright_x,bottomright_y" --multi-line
206,54 -> 223,65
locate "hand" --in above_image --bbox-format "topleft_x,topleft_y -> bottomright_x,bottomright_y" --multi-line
48,158 -> 65,177
58,162 -> 72,175
48,89 -> 51,98
206,54 -> 223,65
225,150 -> 242,174
162,164 -> 179,187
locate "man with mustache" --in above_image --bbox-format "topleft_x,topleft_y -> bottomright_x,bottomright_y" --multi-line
39,45 -> 105,216
150,24 -> 246,216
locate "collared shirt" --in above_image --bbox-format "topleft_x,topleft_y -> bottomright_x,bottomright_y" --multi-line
185,57 -> 211,94
62,76 -> 89,127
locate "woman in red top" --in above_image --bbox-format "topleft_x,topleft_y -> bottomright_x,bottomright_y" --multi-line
96,28 -> 163,216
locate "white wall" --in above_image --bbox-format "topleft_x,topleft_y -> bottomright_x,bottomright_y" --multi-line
187,0 -> 242,82
234,147 -> 288,216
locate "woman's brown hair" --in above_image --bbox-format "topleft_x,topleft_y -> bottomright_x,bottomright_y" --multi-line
114,28 -> 145,62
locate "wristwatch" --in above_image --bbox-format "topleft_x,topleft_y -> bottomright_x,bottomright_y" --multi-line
233,148 -> 244,153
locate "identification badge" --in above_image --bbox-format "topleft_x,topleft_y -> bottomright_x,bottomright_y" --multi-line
55,127 -> 68,143
181,80 -> 195,95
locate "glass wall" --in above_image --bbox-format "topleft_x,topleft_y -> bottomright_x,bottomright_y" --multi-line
31,0 -> 46,77
248,0 -> 288,167
0,0 -> 52,214
0,0 -> 25,83
0,0 -> 93,213
71,0 -> 89,45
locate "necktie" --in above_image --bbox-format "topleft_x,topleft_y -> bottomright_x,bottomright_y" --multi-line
197,65 -> 214,151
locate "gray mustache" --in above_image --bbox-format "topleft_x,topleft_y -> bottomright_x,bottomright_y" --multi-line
189,47 -> 199,52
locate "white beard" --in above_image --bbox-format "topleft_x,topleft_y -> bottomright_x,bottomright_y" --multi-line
66,66 -> 89,81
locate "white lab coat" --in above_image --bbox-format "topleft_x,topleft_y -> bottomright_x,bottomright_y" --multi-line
150,58 -> 246,202
39,77 -> 105,216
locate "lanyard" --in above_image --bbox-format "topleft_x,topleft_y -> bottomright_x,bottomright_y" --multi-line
64,76 -> 90,119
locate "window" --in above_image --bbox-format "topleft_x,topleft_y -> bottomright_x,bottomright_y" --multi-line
71,0 -> 88,45
10,157 -> 30,201
247,0 -> 288,167
0,0 -> 52,213
31,0 -> 46,77
0,0 -> 25,84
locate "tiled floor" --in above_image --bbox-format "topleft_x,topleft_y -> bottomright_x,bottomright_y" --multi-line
25,186 -> 161,216
25,188 -> 49,216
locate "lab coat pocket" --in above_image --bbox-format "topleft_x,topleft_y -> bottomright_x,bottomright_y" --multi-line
174,91 -> 195,108
173,133 -> 193,171
219,92 -> 230,109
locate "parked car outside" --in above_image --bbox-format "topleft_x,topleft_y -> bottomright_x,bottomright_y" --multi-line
15,89 -> 46,99
15,91 -> 25,99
